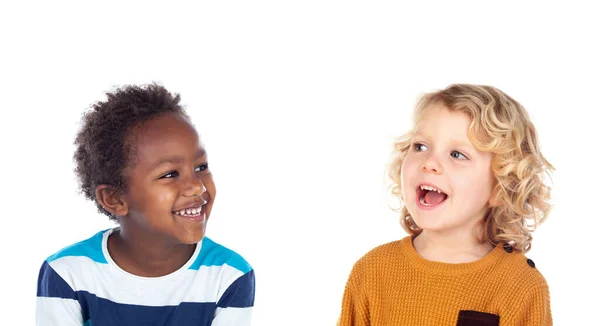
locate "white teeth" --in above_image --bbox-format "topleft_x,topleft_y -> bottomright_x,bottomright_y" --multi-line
420,185 -> 442,193
174,206 -> 204,217
173,208 -> 202,216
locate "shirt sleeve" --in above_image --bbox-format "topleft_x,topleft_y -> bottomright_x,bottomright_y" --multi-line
337,261 -> 370,326
36,261 -> 84,326
212,269 -> 255,326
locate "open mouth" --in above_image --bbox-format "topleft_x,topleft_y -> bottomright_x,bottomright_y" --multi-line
416,184 -> 448,207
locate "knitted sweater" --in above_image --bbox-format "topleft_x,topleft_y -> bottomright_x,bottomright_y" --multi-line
338,236 -> 551,326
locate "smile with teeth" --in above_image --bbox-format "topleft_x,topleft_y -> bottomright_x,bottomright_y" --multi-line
420,185 -> 442,193
173,206 -> 204,217
418,185 -> 448,207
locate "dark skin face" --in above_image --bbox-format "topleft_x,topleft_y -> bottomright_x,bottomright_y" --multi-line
96,112 -> 216,277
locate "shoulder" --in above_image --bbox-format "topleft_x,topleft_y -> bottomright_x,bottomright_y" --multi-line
363,237 -> 408,261
190,237 -> 253,275
38,229 -> 111,294
45,229 -> 110,266
496,248 -> 549,293
200,239 -> 256,308
494,249 -> 552,322
352,237 -> 408,272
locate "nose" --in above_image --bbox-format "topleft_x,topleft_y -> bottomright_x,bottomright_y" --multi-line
421,154 -> 443,174
183,175 -> 206,197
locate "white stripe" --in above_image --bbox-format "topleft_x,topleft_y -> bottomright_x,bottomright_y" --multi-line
36,297 -> 83,326
49,256 -> 244,306
212,307 -> 253,326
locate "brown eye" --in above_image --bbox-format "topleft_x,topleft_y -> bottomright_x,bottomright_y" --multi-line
413,143 -> 428,151
195,163 -> 209,172
160,171 -> 179,179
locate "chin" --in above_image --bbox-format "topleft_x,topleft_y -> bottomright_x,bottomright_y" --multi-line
178,233 -> 205,245
410,215 -> 443,232
176,225 -> 207,244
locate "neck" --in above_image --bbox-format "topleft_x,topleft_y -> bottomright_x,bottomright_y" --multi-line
108,227 -> 196,277
413,224 -> 493,264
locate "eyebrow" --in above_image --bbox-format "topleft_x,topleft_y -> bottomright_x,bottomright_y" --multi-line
450,139 -> 475,148
412,131 -> 475,149
411,131 -> 428,139
152,148 -> 207,168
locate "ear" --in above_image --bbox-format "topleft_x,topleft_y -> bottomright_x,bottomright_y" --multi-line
96,185 -> 129,217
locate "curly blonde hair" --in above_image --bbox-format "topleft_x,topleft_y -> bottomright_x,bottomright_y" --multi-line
389,84 -> 553,252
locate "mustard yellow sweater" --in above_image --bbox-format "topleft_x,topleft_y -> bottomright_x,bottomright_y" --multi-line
338,237 -> 551,326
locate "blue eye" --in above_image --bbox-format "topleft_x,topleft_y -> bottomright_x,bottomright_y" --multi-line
195,163 -> 209,172
413,143 -> 428,151
451,151 -> 467,160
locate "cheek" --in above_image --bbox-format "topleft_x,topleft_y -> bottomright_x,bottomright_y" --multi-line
150,185 -> 178,209
400,156 -> 417,197
451,167 -> 494,199
480,170 -> 495,198
401,154 -> 419,177
450,172 -> 474,194
202,176 -> 216,198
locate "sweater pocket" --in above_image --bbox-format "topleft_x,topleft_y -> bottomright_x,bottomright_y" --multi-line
456,310 -> 500,326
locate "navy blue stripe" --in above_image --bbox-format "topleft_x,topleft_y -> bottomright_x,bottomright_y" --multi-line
76,291 -> 215,326
77,289 -> 91,322
217,270 -> 255,308
37,261 -> 77,300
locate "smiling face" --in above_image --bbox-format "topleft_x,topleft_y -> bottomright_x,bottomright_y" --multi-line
120,112 -> 216,245
400,104 -> 495,235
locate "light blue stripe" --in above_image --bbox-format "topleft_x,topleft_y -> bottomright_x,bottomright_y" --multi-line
83,320 -> 92,326
190,237 -> 252,273
47,229 -> 108,264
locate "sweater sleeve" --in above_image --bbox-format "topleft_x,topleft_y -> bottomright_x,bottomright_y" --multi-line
337,260 -> 370,326
36,261 -> 84,326
502,281 -> 552,326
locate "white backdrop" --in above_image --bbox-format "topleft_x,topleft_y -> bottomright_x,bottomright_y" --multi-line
1,1 -> 598,325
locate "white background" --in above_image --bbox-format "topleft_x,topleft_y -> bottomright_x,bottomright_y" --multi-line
1,1 -> 598,325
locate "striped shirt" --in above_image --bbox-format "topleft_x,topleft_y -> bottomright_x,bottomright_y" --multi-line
36,228 -> 255,325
